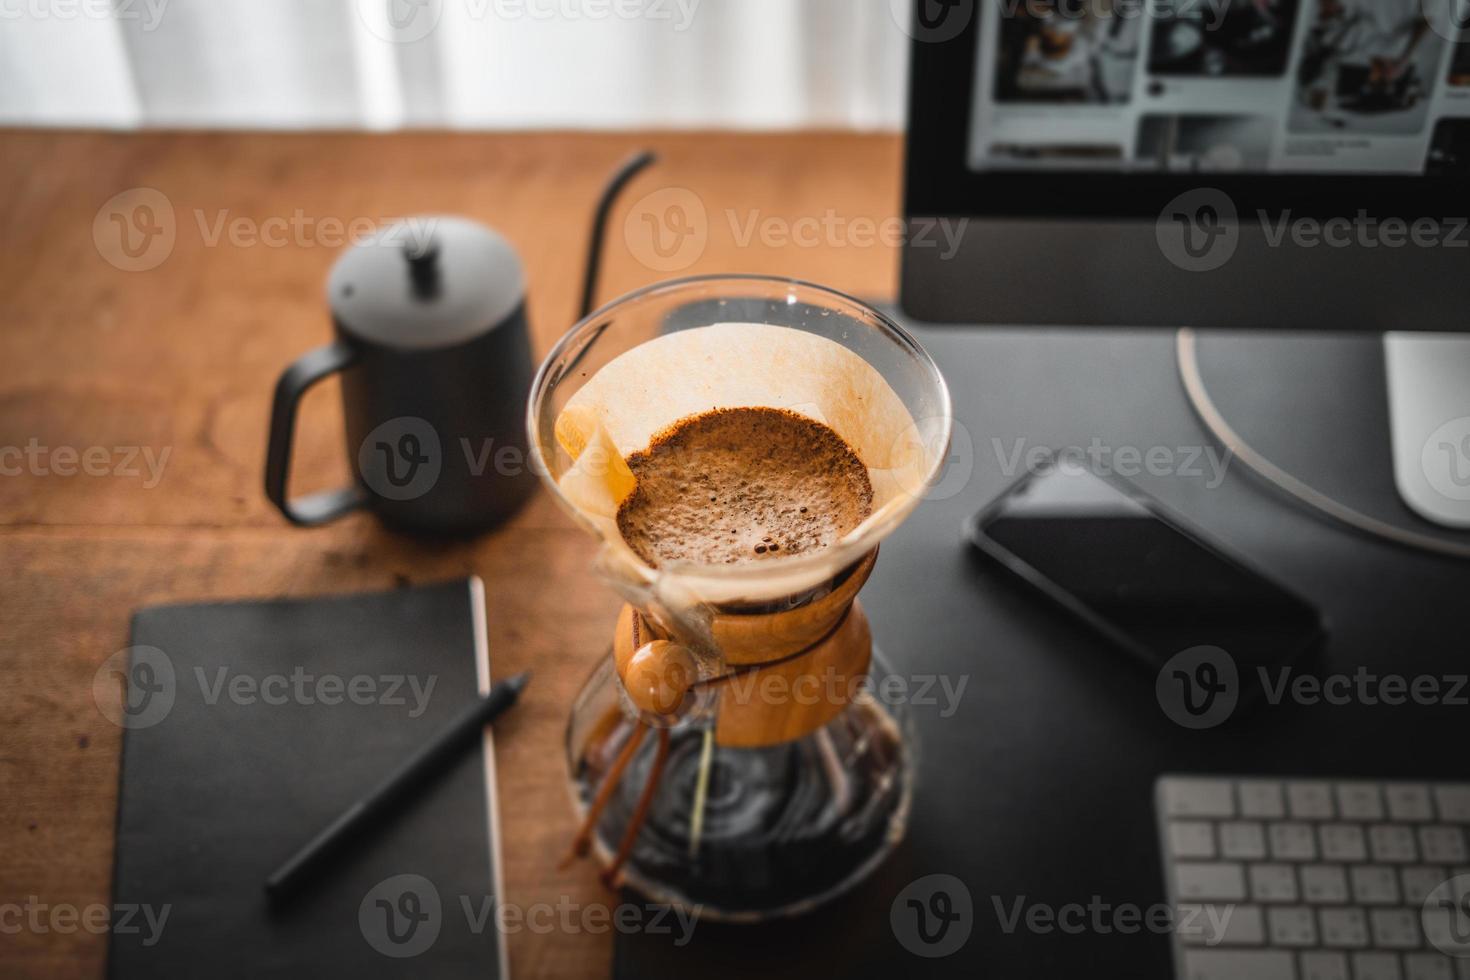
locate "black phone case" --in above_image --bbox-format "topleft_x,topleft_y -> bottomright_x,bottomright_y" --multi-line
962,461 -> 1327,697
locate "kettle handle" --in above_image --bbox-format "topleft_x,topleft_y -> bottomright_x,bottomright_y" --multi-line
264,340 -> 368,526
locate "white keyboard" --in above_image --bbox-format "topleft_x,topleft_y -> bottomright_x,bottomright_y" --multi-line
1156,776 -> 1470,980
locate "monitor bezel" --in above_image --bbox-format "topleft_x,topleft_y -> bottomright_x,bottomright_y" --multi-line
904,2 -> 1468,223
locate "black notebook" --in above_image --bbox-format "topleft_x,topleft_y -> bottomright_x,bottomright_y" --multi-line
109,578 -> 507,979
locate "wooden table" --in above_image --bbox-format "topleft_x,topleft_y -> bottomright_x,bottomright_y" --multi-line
0,130 -> 902,979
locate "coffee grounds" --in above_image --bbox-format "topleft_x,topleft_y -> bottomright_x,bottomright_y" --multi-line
616,407 -> 873,567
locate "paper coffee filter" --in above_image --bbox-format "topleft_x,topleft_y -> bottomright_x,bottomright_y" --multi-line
551,323 -> 936,599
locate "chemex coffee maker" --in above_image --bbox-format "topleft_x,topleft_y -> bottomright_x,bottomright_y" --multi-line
527,275 -> 952,920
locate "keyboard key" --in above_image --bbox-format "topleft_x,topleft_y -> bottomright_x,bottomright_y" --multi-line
1403,953 -> 1454,980
1179,904 -> 1266,947
1422,887 -> 1470,958
1419,827 -> 1467,865
1171,821 -> 1218,859
1302,865 -> 1351,904
1369,908 -> 1423,949
1339,783 -> 1387,822
1177,862 -> 1249,901
1388,785 -> 1436,822
1352,866 -> 1402,905
1322,824 -> 1371,862
1272,822 -> 1320,861
1305,952 -> 1346,980
1182,949 -> 1296,980
1220,821 -> 1268,861
1251,864 -> 1300,903
1240,780 -> 1287,819
1320,907 -> 1371,947
1373,825 -> 1422,863
1301,950 -> 1350,980
1164,779 -> 1237,819
1402,867 -> 1450,906
1290,782 -> 1337,820
1433,786 -> 1470,824
1352,951 -> 1404,980
1268,905 -> 1319,946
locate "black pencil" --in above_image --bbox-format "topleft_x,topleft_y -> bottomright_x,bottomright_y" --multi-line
265,671 -> 530,903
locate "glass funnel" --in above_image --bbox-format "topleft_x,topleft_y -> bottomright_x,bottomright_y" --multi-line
527,275 -> 951,921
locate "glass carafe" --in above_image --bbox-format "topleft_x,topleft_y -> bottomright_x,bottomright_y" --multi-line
527,275 -> 951,921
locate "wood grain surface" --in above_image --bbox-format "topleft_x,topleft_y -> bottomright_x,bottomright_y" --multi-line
0,130 -> 902,979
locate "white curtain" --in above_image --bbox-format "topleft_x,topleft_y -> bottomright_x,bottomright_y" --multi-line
0,0 -> 910,129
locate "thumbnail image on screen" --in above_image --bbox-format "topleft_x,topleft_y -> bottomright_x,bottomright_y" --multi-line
1136,113 -> 1276,171
1449,40 -> 1470,86
993,0 -> 1143,104
1427,118 -> 1470,172
1290,0 -> 1450,135
1149,0 -> 1300,77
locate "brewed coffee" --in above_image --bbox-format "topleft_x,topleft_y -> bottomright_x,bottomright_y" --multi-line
616,407 -> 873,568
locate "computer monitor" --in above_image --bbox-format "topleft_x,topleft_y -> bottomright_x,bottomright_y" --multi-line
898,0 -> 1470,527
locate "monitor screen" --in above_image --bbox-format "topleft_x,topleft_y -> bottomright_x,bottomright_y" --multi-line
968,0 -> 1470,177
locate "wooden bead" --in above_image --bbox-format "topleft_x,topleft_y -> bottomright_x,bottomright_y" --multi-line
623,641 -> 696,716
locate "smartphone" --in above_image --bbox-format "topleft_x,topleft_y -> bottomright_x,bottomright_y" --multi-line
965,459 -> 1324,697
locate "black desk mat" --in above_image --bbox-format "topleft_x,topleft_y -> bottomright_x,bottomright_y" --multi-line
613,324 -> 1470,979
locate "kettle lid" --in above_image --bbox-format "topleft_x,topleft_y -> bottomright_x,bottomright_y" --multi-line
327,215 -> 525,349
